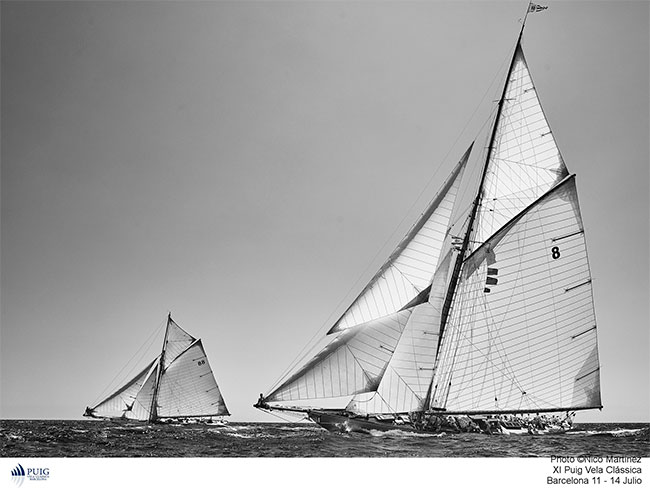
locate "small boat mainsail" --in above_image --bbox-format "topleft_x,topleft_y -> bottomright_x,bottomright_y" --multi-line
85,314 -> 229,423
255,6 -> 601,435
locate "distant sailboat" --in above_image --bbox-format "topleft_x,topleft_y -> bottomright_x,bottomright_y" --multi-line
255,4 -> 601,435
85,314 -> 229,423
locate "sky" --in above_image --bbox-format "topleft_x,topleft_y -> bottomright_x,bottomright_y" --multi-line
1,1 -> 648,425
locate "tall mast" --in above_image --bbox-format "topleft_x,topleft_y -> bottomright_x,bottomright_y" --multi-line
149,312 -> 171,422
433,18 -> 529,362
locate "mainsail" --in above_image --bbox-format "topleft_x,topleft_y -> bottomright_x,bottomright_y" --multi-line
430,176 -> 600,413
260,20 -> 601,424
86,314 -> 229,421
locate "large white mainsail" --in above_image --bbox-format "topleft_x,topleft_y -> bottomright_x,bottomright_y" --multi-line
156,339 -> 229,417
85,314 -> 229,421
430,176 -> 600,413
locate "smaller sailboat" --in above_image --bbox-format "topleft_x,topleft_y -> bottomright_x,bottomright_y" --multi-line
84,313 -> 229,423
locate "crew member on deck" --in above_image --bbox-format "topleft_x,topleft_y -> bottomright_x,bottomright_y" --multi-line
255,393 -> 269,409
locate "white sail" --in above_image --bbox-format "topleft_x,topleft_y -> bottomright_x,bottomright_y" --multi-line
157,340 -> 230,417
91,359 -> 158,419
267,309 -> 415,402
346,301 -> 437,414
328,145 -> 472,334
430,176 -> 601,413
474,44 -> 568,247
129,364 -> 158,420
347,244 -> 455,414
162,318 -> 196,369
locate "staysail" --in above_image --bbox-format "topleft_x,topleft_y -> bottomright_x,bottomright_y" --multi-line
86,314 -> 229,421
347,244 -> 455,414
266,309 -> 414,402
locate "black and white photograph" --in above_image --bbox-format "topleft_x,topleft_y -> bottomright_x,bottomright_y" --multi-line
1,1 -> 648,488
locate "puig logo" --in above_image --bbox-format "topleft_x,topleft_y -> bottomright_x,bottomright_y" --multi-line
10,463 -> 50,486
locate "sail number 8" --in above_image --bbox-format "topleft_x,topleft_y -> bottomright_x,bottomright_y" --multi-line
551,246 -> 561,260
197,360 -> 206,366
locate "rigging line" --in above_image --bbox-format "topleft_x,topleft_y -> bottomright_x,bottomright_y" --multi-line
347,321 -> 403,390
374,383 -> 400,415
387,364 -> 423,407
91,316 -> 167,407
484,263 -> 529,397
466,233 -> 529,367
437,279 -> 472,408
441,315 -> 528,399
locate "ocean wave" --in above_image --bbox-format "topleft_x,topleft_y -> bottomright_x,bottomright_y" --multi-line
366,429 -> 447,438
1,420 -> 647,457
567,428 -> 646,438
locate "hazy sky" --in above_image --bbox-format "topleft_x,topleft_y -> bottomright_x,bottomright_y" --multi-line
2,1 -> 648,424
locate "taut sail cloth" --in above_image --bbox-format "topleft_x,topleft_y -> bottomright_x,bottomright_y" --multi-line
430,175 -> 601,413
327,144 -> 472,334
474,44 -> 569,246
262,38 -> 602,420
266,146 -> 472,409
87,316 -> 229,421
347,245 -> 456,414
267,309 -> 415,402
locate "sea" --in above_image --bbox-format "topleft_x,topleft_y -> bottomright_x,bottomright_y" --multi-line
1,420 -> 648,490
1,420 -> 648,458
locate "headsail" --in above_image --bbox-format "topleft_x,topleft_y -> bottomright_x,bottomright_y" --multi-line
266,309 -> 414,403
90,359 -> 158,420
328,144 -> 472,334
347,243 -> 456,414
430,176 -> 601,413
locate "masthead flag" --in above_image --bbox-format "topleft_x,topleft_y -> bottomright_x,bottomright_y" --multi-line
529,3 -> 548,12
